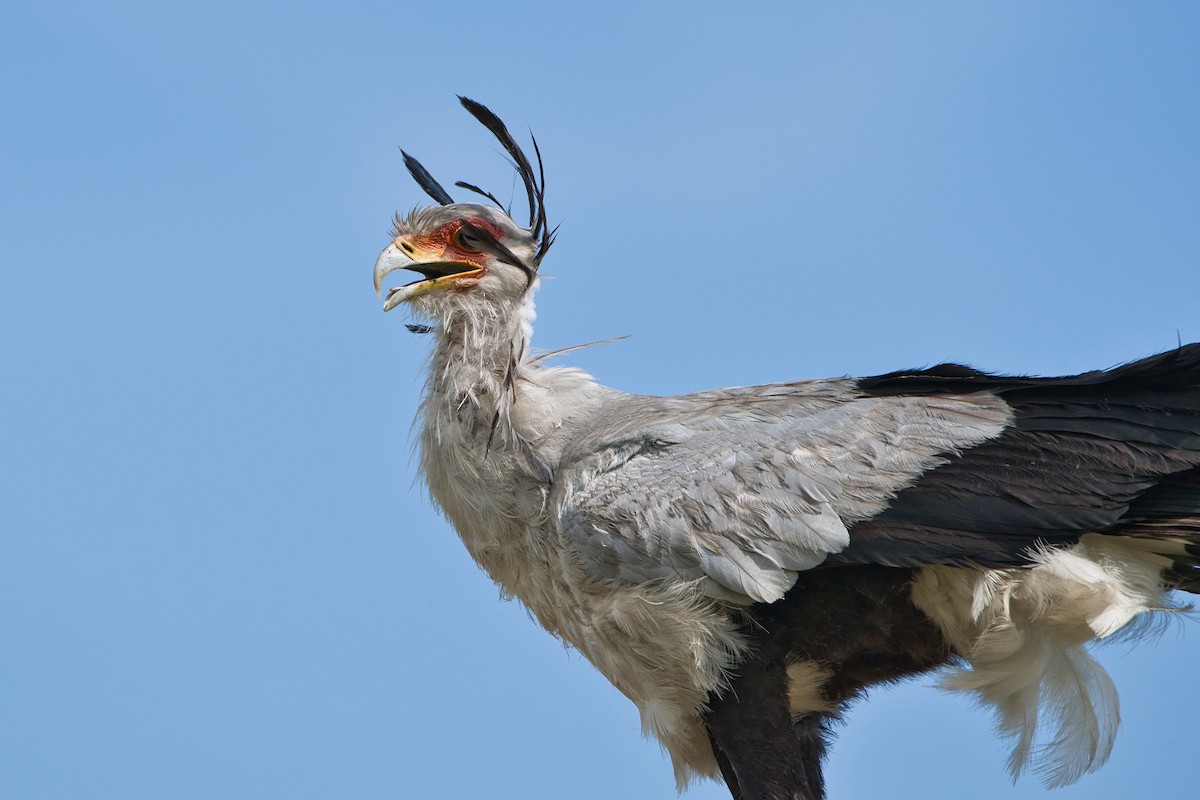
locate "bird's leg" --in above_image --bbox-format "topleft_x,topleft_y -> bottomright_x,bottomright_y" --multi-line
705,566 -> 954,800
705,649 -> 830,800
708,730 -> 744,800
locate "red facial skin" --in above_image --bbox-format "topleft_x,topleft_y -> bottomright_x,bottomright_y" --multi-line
407,217 -> 505,267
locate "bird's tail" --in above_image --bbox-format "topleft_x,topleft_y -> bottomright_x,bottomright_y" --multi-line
1109,469 -> 1200,594
913,534 -> 1190,789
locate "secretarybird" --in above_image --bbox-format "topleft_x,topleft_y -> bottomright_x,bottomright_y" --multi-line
373,98 -> 1200,800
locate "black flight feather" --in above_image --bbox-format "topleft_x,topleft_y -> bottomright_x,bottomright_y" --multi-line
837,344 -> 1200,569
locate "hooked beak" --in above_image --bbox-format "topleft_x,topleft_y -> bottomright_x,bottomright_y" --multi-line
373,237 -> 485,312
373,242 -> 412,309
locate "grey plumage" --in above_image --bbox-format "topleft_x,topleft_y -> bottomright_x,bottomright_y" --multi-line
555,387 -> 1010,603
374,99 -> 1200,800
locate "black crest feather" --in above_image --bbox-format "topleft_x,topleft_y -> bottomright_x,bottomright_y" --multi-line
458,96 -> 538,229
457,96 -> 554,265
401,149 -> 454,206
398,98 -> 556,267
453,180 -> 507,211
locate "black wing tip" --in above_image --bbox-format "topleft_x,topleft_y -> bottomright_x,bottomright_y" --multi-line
857,342 -> 1200,397
856,363 -> 1002,396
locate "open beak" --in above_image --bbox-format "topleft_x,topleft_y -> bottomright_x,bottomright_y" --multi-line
373,238 -> 485,312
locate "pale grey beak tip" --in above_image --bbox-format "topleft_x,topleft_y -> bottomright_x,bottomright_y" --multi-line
374,242 -> 410,302
382,287 -> 407,313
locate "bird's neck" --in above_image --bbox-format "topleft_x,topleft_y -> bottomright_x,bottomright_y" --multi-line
418,292 -> 605,489
424,296 -> 534,430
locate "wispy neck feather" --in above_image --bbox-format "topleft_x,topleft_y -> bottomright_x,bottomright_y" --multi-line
430,296 -> 532,403
421,291 -> 551,482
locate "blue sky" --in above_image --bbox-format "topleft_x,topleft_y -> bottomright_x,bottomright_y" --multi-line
3,2 -> 1199,799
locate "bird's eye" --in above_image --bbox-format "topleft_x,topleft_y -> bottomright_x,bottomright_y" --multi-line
455,226 -> 486,253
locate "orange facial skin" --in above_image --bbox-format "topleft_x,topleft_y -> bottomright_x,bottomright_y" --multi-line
403,217 -> 506,270
377,215 -> 511,309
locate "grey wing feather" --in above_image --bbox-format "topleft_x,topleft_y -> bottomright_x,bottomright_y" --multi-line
552,381 -> 1011,604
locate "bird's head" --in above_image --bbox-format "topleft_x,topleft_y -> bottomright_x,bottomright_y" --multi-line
374,98 -> 554,319
374,203 -> 540,314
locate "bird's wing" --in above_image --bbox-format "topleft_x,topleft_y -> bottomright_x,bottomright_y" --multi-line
552,380 -> 1012,603
836,346 -> 1200,572
553,346 -> 1200,604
